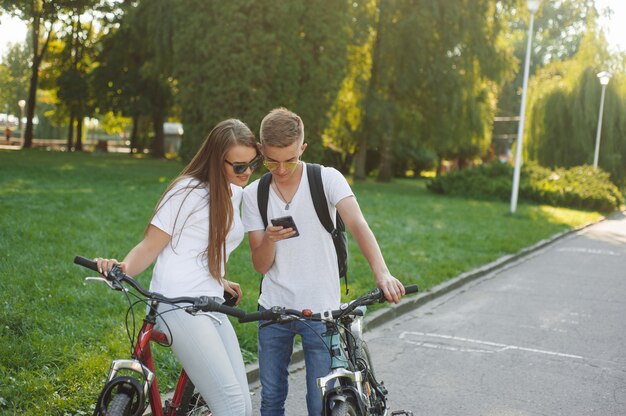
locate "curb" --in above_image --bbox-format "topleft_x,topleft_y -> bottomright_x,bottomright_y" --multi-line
244,212 -> 613,386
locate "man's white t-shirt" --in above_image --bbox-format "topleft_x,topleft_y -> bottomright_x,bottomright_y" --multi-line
242,163 -> 353,312
150,177 -> 244,299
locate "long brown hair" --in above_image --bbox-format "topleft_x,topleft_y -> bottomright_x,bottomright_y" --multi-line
151,119 -> 256,280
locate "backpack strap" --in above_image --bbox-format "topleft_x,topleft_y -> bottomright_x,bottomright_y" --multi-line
307,164 -> 333,233
257,172 -> 272,229
256,172 -> 273,296
307,163 -> 349,295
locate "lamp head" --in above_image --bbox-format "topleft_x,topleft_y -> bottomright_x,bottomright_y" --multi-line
17,100 -> 26,109
527,0 -> 541,13
597,71 -> 612,86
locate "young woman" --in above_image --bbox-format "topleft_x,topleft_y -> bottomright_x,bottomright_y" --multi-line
96,119 -> 262,415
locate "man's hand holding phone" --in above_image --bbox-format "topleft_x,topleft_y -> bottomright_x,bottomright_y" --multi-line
270,215 -> 300,239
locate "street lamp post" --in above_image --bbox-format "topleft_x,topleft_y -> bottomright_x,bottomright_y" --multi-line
593,71 -> 611,169
17,99 -> 26,142
510,0 -> 541,214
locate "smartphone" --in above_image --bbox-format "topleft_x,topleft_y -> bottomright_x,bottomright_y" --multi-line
271,215 -> 300,238
223,291 -> 238,307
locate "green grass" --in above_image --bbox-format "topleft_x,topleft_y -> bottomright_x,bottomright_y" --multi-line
0,149 -> 603,414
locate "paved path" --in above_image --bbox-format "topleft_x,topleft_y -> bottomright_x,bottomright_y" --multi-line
248,211 -> 626,415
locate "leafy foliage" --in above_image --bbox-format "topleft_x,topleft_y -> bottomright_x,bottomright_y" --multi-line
354,0 -> 516,180
496,0 -> 597,119
427,161 -> 624,212
172,0 -> 351,162
0,43 -> 30,118
525,31 -> 626,185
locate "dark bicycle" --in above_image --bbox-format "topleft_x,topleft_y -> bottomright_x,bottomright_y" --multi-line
239,285 -> 418,416
74,255 -> 245,416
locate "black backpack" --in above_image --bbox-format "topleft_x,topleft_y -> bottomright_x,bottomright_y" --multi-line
257,163 -> 349,294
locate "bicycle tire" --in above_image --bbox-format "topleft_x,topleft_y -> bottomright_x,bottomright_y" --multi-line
329,395 -> 359,416
177,379 -> 211,416
106,391 -> 133,416
355,338 -> 375,378
355,340 -> 388,414
95,377 -> 144,416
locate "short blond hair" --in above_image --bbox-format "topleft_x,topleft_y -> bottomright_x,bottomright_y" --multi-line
259,107 -> 304,147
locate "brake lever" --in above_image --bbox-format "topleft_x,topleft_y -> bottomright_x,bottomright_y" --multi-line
184,296 -> 210,315
84,276 -> 125,291
370,288 -> 386,303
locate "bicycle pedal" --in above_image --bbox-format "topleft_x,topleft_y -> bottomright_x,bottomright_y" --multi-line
391,411 -> 414,416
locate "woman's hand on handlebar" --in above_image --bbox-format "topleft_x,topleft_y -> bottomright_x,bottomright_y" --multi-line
223,280 -> 243,305
95,258 -> 127,277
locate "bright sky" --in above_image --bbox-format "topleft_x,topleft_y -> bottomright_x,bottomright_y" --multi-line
595,0 -> 626,53
0,1 -> 625,58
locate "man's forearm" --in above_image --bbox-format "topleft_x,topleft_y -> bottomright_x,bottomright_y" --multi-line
351,222 -> 390,280
250,234 -> 276,274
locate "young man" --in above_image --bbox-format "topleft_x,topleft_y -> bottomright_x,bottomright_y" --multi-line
242,107 -> 405,416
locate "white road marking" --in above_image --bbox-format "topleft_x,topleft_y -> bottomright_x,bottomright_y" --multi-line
556,247 -> 622,256
399,331 -> 584,360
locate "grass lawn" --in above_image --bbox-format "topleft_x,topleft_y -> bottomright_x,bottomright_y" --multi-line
0,149 -> 603,414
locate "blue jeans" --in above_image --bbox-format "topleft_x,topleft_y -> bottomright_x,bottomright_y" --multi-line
258,306 -> 331,416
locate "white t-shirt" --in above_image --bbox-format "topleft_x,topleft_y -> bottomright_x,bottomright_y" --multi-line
150,177 -> 244,299
242,163 -> 353,311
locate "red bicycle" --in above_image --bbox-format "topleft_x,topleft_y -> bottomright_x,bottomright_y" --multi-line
74,256 -> 245,416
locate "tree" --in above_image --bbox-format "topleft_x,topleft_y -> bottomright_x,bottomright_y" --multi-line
173,0 -> 350,162
0,42 -> 30,125
526,28 -> 626,184
91,0 -> 174,157
496,0 -> 597,119
355,0 -> 514,180
54,6 -> 100,151
1,0 -> 65,147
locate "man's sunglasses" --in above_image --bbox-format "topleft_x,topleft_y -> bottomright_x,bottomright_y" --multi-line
263,160 -> 301,172
225,155 -> 262,174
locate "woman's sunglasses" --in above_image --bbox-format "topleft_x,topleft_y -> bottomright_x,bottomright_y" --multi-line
225,155 -> 263,174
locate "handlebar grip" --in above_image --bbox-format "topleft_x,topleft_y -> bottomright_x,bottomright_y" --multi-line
74,256 -> 99,272
214,303 -> 246,319
239,309 -> 279,323
404,284 -> 418,294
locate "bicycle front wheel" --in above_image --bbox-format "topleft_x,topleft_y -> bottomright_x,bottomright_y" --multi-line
94,376 -> 144,416
329,395 -> 359,416
177,380 -> 211,416
107,392 -> 133,416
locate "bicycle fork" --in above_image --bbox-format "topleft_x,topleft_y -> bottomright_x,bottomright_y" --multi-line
318,317 -> 370,415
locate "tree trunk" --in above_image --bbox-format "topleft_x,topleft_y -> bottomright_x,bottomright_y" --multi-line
354,145 -> 367,180
23,13 -> 53,149
151,112 -> 165,158
75,116 -> 83,151
355,0 -> 386,181
66,113 -> 74,151
377,132 -> 393,182
130,115 -> 139,153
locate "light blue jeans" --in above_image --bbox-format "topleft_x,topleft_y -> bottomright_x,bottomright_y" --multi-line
156,303 -> 252,416
258,306 -> 331,416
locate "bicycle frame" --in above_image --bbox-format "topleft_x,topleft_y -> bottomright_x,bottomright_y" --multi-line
75,256 -> 244,416
317,308 -> 375,415
237,284 -> 418,416
97,299 -> 195,416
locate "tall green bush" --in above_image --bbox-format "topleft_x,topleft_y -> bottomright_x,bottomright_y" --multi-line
427,162 -> 624,212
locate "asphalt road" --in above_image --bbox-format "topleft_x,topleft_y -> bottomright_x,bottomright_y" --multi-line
248,211 -> 626,415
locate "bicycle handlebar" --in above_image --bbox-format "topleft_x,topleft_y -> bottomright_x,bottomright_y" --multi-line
238,284 -> 419,324
73,255 -> 246,319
